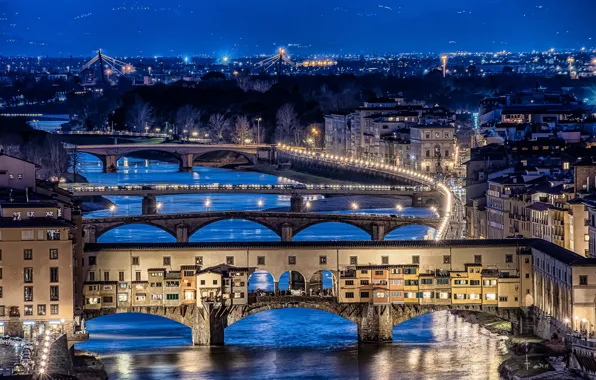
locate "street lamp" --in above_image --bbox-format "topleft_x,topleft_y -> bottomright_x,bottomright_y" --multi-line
156,202 -> 163,214
305,201 -> 312,211
204,198 -> 212,211
257,199 -> 264,210
109,205 -> 116,216
255,117 -> 262,144
395,204 -> 403,213
351,202 -> 359,212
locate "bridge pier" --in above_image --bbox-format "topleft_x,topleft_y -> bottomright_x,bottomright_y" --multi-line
281,223 -> 293,242
180,153 -> 194,172
105,155 -> 118,173
290,194 -> 304,213
357,305 -> 393,343
141,195 -> 158,215
274,281 -> 279,295
176,224 -> 189,243
192,305 -> 225,346
371,223 -> 386,241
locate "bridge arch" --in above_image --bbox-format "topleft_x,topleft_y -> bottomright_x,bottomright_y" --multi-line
112,149 -> 183,170
248,270 -> 276,294
187,218 -> 282,240
192,149 -> 257,166
384,224 -> 438,240
94,222 -> 178,242
293,221 -> 372,241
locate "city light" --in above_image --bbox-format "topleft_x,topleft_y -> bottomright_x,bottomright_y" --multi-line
257,199 -> 264,210
109,205 -> 116,216
351,202 -> 359,211
395,204 -> 403,212
205,198 -> 212,211
156,202 -> 163,213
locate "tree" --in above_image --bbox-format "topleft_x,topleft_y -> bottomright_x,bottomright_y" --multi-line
208,113 -> 230,143
175,105 -> 202,135
233,116 -> 252,145
127,96 -> 153,131
276,103 -> 299,145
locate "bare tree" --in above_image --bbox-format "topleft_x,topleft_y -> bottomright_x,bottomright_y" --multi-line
208,113 -> 230,143
45,136 -> 69,180
0,144 -> 21,157
233,116 -> 252,145
236,76 -> 252,92
127,96 -> 154,132
251,80 -> 273,93
175,105 -> 203,136
276,103 -> 299,144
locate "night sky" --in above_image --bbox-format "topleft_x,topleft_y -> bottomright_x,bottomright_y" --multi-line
0,0 -> 594,57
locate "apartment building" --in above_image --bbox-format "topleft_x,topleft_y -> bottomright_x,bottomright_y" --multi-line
409,125 -> 456,174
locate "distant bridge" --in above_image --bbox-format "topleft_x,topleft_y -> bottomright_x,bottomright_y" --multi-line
66,183 -> 442,212
82,211 -> 441,243
66,143 -> 271,172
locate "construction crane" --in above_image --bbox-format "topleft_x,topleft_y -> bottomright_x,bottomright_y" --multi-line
254,47 -> 295,80
80,49 -> 135,84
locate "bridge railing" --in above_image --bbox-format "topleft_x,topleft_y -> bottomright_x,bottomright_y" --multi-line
249,295 -> 337,304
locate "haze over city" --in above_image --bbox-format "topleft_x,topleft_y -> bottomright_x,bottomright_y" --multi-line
1,0 -> 594,56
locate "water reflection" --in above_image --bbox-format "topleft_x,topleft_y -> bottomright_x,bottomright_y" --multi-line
77,310 -> 507,380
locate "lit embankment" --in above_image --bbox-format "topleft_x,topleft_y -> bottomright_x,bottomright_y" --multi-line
277,145 -> 455,240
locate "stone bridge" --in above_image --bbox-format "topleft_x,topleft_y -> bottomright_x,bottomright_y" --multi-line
82,211 -> 441,243
66,143 -> 271,172
82,296 -> 532,345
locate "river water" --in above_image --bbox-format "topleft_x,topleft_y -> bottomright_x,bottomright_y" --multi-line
76,156 -> 508,379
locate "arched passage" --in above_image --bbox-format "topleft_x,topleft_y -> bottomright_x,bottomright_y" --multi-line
76,152 -> 107,174
248,270 -> 275,294
116,149 -> 183,169
385,225 -> 437,240
278,271 -> 307,295
189,219 -> 280,242
309,270 -> 336,297
293,222 -> 371,241
97,224 -> 176,243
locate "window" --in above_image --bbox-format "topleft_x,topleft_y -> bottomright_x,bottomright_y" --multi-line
288,256 -> 296,265
89,256 -> 97,266
391,268 -> 401,274
24,268 -> 33,283
118,294 -> 128,302
499,296 -> 508,302
151,294 -> 163,301
436,278 -> 449,285
345,280 -> 354,286
360,280 -> 369,285
505,254 -> 513,263
483,280 -> 497,286
0,306 -> 5,316
200,280 -> 205,285
21,231 -> 35,241
24,305 -> 33,316
119,272 -> 125,281
184,291 -> 194,300
132,257 -> 140,266
104,272 -> 110,282
48,248 -> 59,260
404,280 -> 419,286
361,292 -> 370,298
485,293 -> 497,301
226,256 -> 235,266
0,287 -> 2,297
412,255 -> 420,264
47,230 -> 60,240
525,273 -> 530,279
375,270 -> 384,275
24,287 -> 33,302
454,293 -> 466,300
381,256 -> 389,265
166,281 -> 179,287
445,150 -> 449,158
50,267 -> 59,282
391,291 -> 402,297
150,282 -> 162,288
163,256 -> 171,266
390,279 -> 402,285
470,280 -> 480,286
50,305 -> 59,315
421,279 -> 433,285
361,270 -> 368,274
213,280 -> 218,285
50,286 -> 59,301
89,271 -> 95,281
474,255 -> 482,264
102,296 -> 113,303
425,150 -> 430,157
319,256 -> 327,265
350,256 -> 358,265
26,211 -> 35,217
135,294 -> 146,302
443,255 -> 450,264
135,272 -> 141,281
454,280 -> 468,285
166,294 -> 179,300
24,249 -> 33,260
345,292 -> 354,299
524,258 -> 530,264
469,294 -> 480,300
257,256 -> 265,265
580,275 -> 588,285
193,256 -> 203,266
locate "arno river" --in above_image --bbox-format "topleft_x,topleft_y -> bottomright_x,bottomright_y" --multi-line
75,156 -> 508,380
